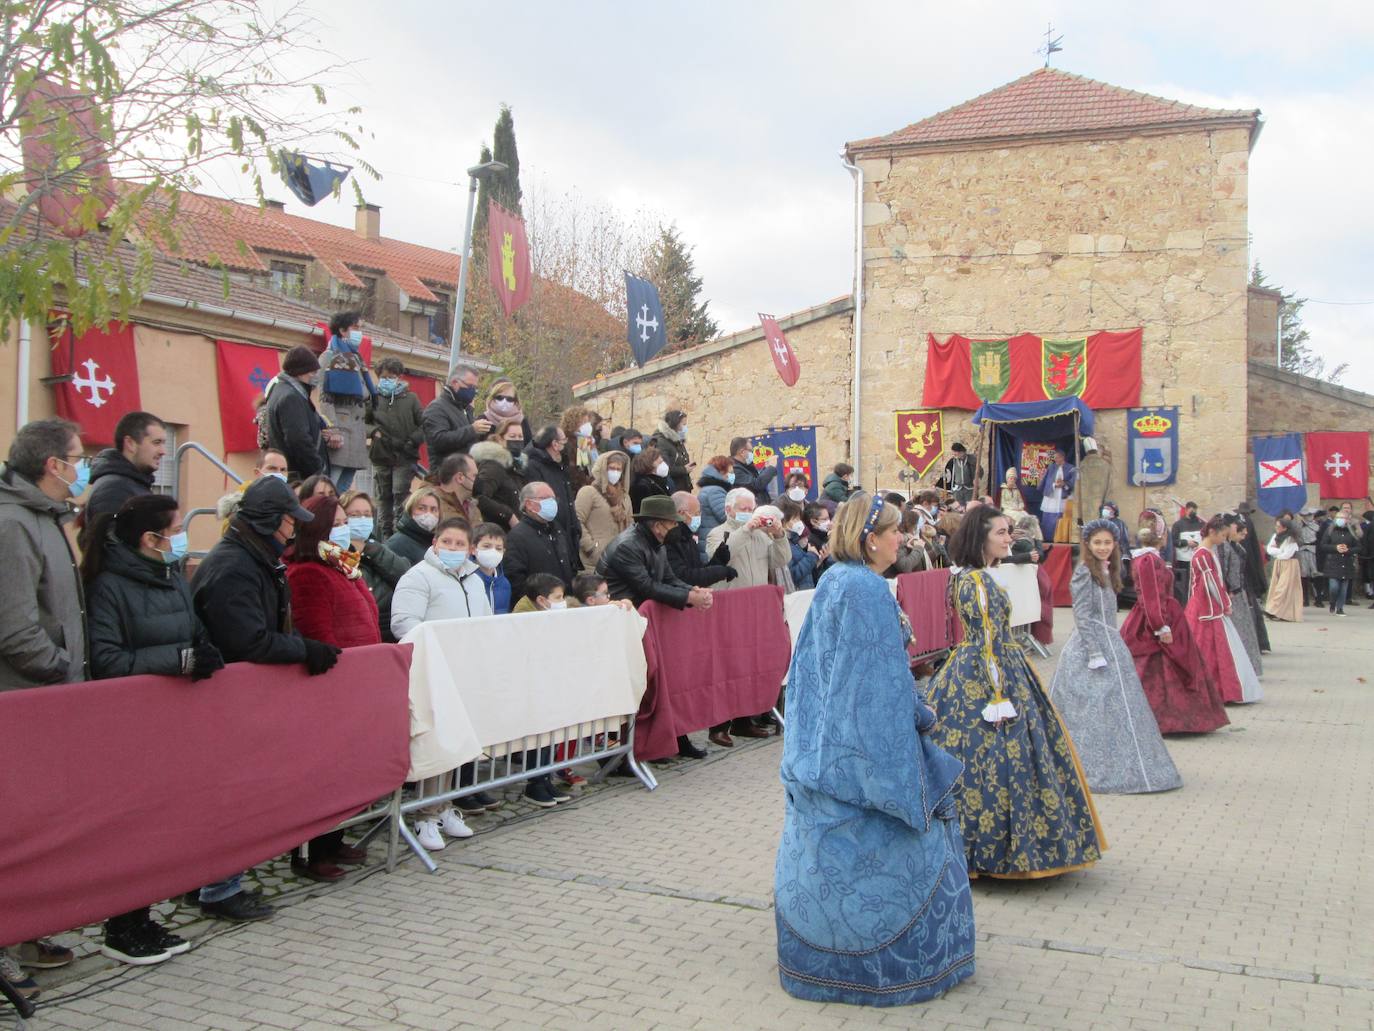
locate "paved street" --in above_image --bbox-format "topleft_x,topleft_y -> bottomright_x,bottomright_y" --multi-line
16,604 -> 1374,1030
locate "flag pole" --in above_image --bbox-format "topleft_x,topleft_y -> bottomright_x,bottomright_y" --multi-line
446,160 -> 507,382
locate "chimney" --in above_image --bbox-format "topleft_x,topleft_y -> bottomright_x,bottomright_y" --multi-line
355,203 -> 381,241
263,199 -> 285,212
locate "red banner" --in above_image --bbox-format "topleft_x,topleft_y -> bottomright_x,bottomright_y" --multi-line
923,329 -> 1142,409
488,201 -> 532,318
0,645 -> 411,946
19,76 -> 114,237
1306,431 -> 1370,500
215,339 -> 281,453
402,373 -> 437,468
760,313 -> 801,387
49,320 -> 141,446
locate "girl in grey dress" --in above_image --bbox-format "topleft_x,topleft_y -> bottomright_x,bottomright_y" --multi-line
1049,520 -> 1182,795
1218,518 -> 1264,675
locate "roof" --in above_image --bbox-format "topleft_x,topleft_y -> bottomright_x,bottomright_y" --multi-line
136,190 -> 461,303
847,68 -> 1261,155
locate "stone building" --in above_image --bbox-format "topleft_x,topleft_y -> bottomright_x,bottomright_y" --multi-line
575,68 -> 1374,518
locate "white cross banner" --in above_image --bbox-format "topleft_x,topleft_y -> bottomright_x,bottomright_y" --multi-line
759,313 -> 801,388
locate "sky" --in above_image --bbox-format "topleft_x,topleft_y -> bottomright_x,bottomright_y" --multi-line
221,1 -> 1374,391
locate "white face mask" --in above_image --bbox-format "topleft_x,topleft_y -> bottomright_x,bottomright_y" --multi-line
607,468 -> 623,485
815,520 -> 831,533
787,487 -> 806,502
654,460 -> 669,478
414,512 -> 439,532
548,599 -> 567,610
578,422 -> 593,438
475,547 -> 503,570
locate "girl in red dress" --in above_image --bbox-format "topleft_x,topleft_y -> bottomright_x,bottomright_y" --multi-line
1183,516 -> 1261,705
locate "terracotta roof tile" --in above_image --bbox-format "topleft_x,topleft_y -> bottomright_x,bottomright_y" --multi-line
848,68 -> 1260,153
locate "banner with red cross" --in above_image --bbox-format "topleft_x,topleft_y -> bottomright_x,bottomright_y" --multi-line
1306,431 -> 1370,500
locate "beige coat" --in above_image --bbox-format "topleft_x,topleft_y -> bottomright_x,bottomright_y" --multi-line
705,521 -> 790,589
576,484 -> 631,567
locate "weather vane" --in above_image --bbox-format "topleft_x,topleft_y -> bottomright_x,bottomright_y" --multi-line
1038,23 -> 1064,67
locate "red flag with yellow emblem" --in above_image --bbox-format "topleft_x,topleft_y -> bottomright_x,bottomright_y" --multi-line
487,201 -> 532,318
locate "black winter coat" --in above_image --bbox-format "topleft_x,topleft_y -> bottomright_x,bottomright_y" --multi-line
266,376 -> 324,478
731,458 -> 775,505
385,516 -> 432,567
421,387 -> 482,467
597,523 -> 692,608
649,431 -> 691,489
87,538 -> 209,679
366,386 -> 424,467
1318,524 -> 1359,578
521,443 -> 581,561
470,441 -> 523,528
504,513 -> 575,601
190,521 -> 307,664
662,524 -> 733,588
357,538 -> 411,642
629,473 -> 671,514
83,449 -> 156,521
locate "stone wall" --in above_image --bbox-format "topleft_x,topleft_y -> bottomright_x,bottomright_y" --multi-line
1247,286 -> 1281,365
573,298 -> 854,478
855,126 -> 1255,520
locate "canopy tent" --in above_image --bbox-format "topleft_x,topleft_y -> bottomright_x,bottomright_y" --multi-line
972,398 -> 1095,518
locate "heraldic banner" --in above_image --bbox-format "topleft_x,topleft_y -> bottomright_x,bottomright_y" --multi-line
1306,431 -> 1370,500
50,320 -> 141,447
923,329 -> 1143,410
1252,433 -> 1307,517
216,339 -> 282,453
749,425 -> 819,501
1126,406 -> 1180,487
894,409 -> 944,477
488,201 -> 532,318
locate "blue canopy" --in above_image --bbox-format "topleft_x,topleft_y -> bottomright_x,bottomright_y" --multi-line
971,397 -> 1095,435
973,398 -> 1094,519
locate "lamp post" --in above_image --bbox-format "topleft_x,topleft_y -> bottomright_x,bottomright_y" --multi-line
446,159 -> 508,381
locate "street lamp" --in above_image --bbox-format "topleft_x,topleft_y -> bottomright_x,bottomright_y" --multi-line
446,159 -> 509,380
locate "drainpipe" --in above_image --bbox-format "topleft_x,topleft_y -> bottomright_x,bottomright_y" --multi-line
17,319 -> 32,431
840,151 -> 864,473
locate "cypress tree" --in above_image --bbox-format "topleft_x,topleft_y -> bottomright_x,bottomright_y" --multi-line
642,224 -> 718,350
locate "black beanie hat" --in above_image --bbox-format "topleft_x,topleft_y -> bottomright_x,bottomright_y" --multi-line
282,345 -> 321,377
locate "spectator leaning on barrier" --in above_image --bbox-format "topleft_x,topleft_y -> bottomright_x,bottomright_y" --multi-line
82,494 -> 222,966
366,356 -> 422,540
339,490 -> 410,642
265,345 -> 325,480
663,491 -> 736,589
576,450 -> 633,569
649,409 -> 692,490
0,417 -> 88,692
513,571 -> 566,613
423,364 -> 490,467
470,437 -> 523,529
387,486 -> 441,567
505,481 -> 577,601
471,521 -> 513,614
522,424 -> 581,558
81,410 -> 167,526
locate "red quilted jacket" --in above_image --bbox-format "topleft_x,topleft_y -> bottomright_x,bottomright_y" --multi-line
285,561 -> 381,648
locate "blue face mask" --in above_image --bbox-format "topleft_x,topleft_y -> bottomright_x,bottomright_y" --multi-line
537,497 -> 559,522
328,525 -> 354,550
627,443 -> 642,455
454,385 -> 478,405
436,548 -> 468,570
726,472 -> 735,485
347,329 -> 364,346
689,515 -> 702,533
160,532 -> 189,563
376,377 -> 401,396
348,516 -> 374,541
60,457 -> 90,498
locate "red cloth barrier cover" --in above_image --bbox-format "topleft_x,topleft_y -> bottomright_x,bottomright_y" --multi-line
634,585 -> 791,762
1041,544 -> 1074,606
0,644 -> 411,946
1033,564 -> 1055,644
895,568 -> 953,656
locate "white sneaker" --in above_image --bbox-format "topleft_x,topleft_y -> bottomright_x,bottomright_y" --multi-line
415,818 -> 445,851
439,808 -> 474,839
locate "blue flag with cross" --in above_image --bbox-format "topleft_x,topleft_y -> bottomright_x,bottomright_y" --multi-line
625,272 -> 667,366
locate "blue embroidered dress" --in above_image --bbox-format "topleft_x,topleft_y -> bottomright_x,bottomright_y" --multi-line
926,569 -> 1106,878
775,561 -> 975,1006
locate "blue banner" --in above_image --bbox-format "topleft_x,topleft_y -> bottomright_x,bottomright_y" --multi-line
1253,433 -> 1307,517
1126,406 -> 1179,486
748,425 -> 819,502
625,272 -> 667,366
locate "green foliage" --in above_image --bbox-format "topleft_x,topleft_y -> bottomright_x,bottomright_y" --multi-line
1250,263 -> 1347,384
641,223 -> 717,350
474,104 -> 523,238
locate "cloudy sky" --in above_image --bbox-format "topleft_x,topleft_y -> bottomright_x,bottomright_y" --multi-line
246,1 -> 1374,390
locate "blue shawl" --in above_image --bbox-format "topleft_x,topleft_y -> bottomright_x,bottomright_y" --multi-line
322,336 -> 377,400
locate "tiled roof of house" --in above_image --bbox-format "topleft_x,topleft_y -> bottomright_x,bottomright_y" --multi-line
848,68 -> 1260,154
141,191 -> 460,303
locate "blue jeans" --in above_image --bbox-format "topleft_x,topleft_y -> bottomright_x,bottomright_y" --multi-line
327,464 -> 357,492
199,875 -> 243,904
1328,578 -> 1350,612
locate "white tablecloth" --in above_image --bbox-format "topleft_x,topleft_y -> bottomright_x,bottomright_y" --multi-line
402,605 -> 648,780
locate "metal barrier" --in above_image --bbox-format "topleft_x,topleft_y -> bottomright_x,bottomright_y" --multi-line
171,442 -> 244,557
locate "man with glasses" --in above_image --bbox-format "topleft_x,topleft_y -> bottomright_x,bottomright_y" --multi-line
422,364 -> 490,467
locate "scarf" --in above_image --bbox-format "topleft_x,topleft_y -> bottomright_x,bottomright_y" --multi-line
485,398 -> 524,426
319,539 -> 363,578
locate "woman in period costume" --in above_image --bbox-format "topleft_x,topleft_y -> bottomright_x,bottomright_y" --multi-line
998,467 -> 1025,514
926,506 -> 1105,878
775,493 -> 975,1006
1264,517 -> 1304,622
1185,515 -> 1262,704
1217,515 -> 1263,676
1048,522 -> 1181,793
1121,529 -> 1227,733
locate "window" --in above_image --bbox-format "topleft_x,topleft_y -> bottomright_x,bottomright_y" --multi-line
152,426 -> 178,497
269,259 -> 306,298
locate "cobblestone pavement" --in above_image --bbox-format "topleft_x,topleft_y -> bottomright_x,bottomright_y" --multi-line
14,603 -> 1374,1030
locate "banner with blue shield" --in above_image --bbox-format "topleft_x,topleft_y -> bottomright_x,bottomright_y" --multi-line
748,425 -> 819,501
625,273 -> 667,366
1126,406 -> 1179,486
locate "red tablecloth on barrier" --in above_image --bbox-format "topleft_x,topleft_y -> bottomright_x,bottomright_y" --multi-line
0,644 -> 411,946
895,568 -> 954,655
1042,544 -> 1074,606
635,585 -> 792,762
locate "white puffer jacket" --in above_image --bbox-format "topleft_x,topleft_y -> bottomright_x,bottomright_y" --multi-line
391,547 -> 493,639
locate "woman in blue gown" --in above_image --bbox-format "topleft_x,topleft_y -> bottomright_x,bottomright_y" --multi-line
775,493 -> 976,1006
926,505 -> 1106,878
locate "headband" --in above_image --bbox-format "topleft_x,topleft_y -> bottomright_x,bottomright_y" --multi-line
1080,518 -> 1117,541
861,495 -> 885,540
